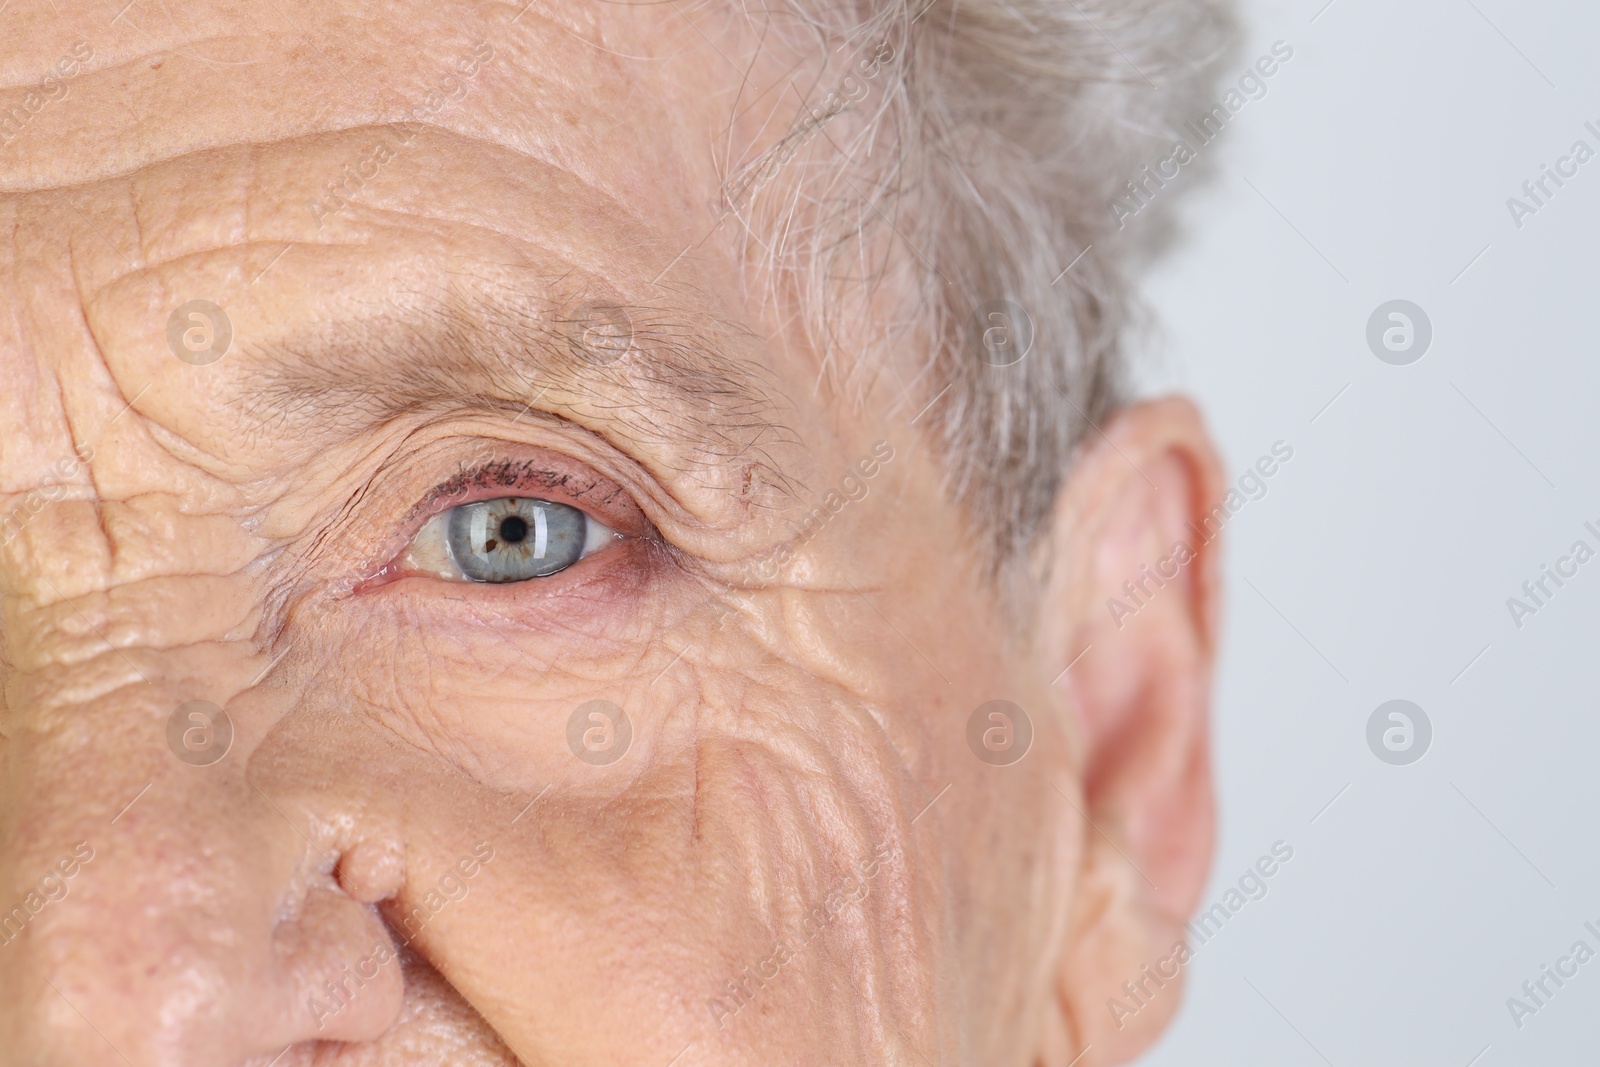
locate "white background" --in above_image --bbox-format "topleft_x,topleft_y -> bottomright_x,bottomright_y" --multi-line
1130,1 -> 1600,1064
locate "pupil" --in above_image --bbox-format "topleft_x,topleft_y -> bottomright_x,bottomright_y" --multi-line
499,514 -> 530,543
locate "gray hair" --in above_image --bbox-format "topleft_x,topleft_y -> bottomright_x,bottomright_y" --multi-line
724,0 -> 1235,571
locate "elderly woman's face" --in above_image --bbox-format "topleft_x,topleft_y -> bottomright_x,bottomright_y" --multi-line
0,3 -> 1223,1065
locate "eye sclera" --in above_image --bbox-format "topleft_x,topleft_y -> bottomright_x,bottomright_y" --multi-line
400,496 -> 623,583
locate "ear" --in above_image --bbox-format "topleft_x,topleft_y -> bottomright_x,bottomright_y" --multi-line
1030,397 -> 1226,1067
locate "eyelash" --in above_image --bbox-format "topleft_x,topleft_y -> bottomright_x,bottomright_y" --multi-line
418,458 -> 618,513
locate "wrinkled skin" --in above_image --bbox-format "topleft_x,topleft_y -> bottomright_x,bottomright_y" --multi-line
0,3 -> 1226,1065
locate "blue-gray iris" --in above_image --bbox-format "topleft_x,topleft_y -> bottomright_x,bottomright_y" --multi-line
445,497 -> 588,582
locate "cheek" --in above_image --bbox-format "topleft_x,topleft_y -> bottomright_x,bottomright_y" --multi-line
372,667 -> 953,1063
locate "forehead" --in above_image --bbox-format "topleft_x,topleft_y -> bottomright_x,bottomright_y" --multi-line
0,1 -> 834,513
0,1 -> 724,193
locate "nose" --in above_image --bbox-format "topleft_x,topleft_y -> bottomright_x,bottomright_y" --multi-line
0,505 -> 402,1066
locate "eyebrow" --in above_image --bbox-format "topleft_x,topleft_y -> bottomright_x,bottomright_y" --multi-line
238,288 -> 792,479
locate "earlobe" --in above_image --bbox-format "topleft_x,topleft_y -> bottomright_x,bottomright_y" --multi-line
1030,397 -> 1225,1065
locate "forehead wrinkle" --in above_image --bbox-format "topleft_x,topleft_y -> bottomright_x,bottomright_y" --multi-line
26,126 -> 664,314
0,117 -> 571,198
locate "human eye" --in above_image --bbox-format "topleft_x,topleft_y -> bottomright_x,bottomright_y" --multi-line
400,495 -> 622,583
